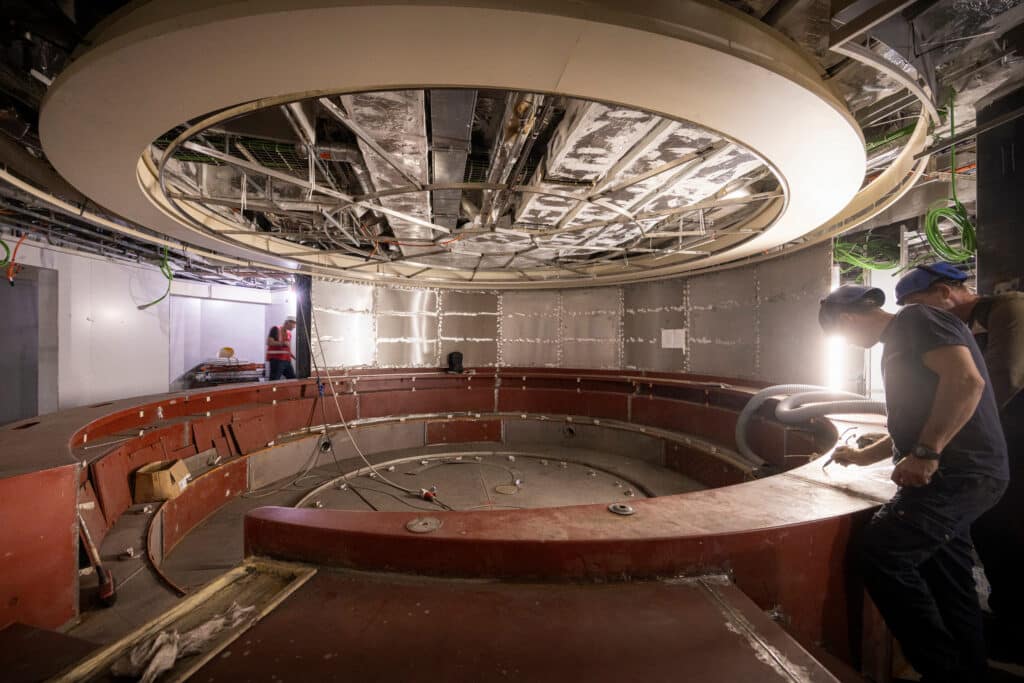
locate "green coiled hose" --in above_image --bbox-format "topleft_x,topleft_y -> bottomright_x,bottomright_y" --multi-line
923,92 -> 976,263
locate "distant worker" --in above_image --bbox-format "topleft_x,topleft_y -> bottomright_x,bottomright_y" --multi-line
896,262 -> 1024,659
818,285 -> 1007,683
266,315 -> 297,380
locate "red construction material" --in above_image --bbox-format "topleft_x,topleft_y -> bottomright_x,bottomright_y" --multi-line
426,419 -> 501,444
162,458 -> 248,556
0,465 -> 78,630
193,570 -> 846,682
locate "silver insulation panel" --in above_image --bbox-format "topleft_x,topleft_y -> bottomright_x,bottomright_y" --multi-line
339,91 -> 432,249
309,242 -> 830,381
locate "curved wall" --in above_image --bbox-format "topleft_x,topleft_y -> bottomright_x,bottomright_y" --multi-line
314,241 -> 832,383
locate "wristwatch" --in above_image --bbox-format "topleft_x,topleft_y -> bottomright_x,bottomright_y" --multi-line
910,444 -> 941,460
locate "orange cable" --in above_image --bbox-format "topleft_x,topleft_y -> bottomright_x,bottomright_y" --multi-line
6,233 -> 28,285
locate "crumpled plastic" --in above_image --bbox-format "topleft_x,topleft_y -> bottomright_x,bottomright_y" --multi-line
111,602 -> 256,682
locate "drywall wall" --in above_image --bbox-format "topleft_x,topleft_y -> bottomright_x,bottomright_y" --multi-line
14,242 -> 171,409
168,297 -> 268,389
11,242 -> 285,410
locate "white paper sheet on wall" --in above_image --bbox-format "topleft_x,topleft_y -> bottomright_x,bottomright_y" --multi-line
661,328 -> 687,349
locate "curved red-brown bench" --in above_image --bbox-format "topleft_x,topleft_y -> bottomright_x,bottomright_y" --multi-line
0,368 -> 886,671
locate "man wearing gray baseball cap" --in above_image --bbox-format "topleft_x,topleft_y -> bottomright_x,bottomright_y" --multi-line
819,285 -> 1008,682
896,263 -> 1024,660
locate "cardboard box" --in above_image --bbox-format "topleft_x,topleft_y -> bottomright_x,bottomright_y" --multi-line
133,460 -> 191,503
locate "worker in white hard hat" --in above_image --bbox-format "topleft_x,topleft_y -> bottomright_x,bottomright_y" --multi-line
266,315 -> 297,380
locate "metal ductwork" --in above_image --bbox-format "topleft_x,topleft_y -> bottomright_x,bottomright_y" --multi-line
428,89 -> 477,230
336,91 -> 432,254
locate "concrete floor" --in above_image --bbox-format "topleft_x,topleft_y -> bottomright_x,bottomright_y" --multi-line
298,445 -> 705,512
71,442 -> 703,646
67,439 -> 1024,682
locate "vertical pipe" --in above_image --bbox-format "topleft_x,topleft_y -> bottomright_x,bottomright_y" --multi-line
295,275 -> 313,379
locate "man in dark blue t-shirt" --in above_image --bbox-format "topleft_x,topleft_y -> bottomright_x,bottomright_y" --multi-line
818,285 -> 1008,683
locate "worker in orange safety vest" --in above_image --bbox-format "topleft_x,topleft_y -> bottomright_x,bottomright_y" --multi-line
266,315 -> 297,380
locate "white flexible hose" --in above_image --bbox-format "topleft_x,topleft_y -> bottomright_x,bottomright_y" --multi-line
734,384 -> 886,466
775,391 -> 886,423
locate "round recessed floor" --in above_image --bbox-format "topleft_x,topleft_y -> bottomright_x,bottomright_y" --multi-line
298,451 -> 694,512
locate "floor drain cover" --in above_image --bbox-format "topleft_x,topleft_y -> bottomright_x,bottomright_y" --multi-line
405,517 -> 443,534
494,484 -> 519,495
608,503 -> 635,516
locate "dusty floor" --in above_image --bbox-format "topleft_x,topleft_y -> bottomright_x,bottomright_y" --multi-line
71,442 -> 702,645
64,439 -> 1024,683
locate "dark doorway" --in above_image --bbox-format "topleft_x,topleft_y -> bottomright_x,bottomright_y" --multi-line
0,264 -> 57,425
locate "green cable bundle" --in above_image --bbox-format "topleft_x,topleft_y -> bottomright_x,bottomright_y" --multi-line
923,92 -> 976,262
138,246 -> 174,310
0,236 -> 9,267
834,233 -> 900,272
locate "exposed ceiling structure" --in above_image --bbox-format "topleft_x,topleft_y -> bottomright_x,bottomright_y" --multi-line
1,0 -> 1022,288
155,91 -> 779,280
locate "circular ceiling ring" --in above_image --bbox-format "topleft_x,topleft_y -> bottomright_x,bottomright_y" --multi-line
42,0 -> 865,288
152,98 -> 780,270
145,92 -> 784,279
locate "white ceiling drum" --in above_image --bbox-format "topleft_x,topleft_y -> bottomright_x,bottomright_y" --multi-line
41,0 -> 869,288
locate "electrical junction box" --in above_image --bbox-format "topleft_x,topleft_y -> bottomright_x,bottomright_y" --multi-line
133,460 -> 191,503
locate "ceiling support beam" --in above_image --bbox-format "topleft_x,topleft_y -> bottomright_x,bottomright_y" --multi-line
830,0 -> 917,49
182,141 -> 450,234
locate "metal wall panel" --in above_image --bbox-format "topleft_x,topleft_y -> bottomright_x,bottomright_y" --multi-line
563,340 -> 618,369
560,287 -> 619,315
756,243 -> 830,385
502,340 -> 560,367
314,310 -> 375,367
500,290 -> 561,367
441,315 -> 498,340
377,341 -> 439,367
502,314 -> 560,340
623,280 -> 686,371
376,315 -> 438,339
307,243 -> 827,382
563,312 -> 618,340
312,280 -> 373,312
440,340 -> 498,367
688,267 -> 757,379
439,290 -> 498,367
443,291 -> 498,313
376,288 -> 437,313
500,290 -> 559,316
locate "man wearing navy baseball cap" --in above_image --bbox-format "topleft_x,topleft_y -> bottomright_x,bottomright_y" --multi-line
896,263 -> 1024,659
819,284 -> 1008,682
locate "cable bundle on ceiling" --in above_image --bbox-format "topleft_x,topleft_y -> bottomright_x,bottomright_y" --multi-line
834,232 -> 900,272
923,92 -> 976,263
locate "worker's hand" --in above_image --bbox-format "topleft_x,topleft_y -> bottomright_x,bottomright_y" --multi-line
891,456 -> 939,488
831,445 -> 874,467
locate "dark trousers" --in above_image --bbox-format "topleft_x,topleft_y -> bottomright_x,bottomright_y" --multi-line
860,472 -> 1006,683
268,359 -> 296,381
973,396 -> 1024,621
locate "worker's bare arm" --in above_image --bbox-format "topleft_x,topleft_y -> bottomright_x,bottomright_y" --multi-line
918,345 -> 986,455
833,435 -> 892,467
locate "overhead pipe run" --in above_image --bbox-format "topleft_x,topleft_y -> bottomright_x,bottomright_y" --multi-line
735,385 -> 886,466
